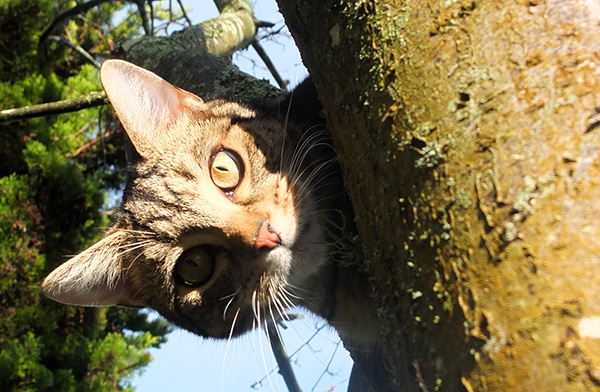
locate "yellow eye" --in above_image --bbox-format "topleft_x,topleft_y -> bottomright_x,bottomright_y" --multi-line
210,150 -> 243,190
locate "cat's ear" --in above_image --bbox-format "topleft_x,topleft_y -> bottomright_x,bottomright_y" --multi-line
100,59 -> 203,157
41,231 -> 143,308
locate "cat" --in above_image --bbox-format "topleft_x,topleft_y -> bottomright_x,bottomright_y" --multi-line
41,59 -> 379,380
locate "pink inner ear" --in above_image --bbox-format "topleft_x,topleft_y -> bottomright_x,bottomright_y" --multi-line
100,60 -> 201,155
138,70 -> 187,123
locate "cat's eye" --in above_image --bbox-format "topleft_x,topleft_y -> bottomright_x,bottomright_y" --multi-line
210,150 -> 243,191
174,247 -> 215,287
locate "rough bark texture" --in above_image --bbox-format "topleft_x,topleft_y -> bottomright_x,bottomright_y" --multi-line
124,50 -> 280,103
277,0 -> 600,391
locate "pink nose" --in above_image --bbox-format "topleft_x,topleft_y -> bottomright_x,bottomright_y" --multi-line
255,219 -> 281,251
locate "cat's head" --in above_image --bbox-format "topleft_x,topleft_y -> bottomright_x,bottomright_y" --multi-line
41,60 -> 331,338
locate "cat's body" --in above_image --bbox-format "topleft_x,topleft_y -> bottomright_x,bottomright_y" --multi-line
41,60 -> 378,367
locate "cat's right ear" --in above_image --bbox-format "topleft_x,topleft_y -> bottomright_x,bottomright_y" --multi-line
100,59 -> 204,158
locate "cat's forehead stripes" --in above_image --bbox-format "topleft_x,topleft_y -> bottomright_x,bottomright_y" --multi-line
203,100 -> 256,120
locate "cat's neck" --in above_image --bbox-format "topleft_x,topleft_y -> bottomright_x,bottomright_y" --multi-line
297,248 -> 379,346
290,182 -> 379,346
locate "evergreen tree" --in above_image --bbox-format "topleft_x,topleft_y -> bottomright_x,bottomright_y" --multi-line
0,1 -> 170,390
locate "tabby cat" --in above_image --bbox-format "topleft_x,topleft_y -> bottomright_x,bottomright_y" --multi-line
41,60 -> 378,365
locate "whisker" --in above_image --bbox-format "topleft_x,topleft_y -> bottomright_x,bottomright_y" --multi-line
118,240 -> 153,248
292,180 -> 341,210
117,228 -> 156,236
292,157 -> 338,191
277,285 -> 299,310
222,287 -> 241,321
254,294 -> 280,392
281,284 -> 310,298
251,289 -> 259,323
269,286 -> 289,322
288,129 -> 328,178
122,248 -> 147,272
116,240 -> 153,255
220,308 -> 241,392
278,84 -> 296,186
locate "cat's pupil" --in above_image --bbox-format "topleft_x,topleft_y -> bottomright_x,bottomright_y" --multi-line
175,247 -> 215,287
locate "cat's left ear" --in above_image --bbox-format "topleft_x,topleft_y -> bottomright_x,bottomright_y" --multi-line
41,231 -> 143,308
100,59 -> 204,158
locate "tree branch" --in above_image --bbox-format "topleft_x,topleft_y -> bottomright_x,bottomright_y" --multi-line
149,0 -> 155,34
133,0 -> 153,36
47,35 -> 100,68
176,0 -> 192,26
266,321 -> 303,392
73,127 -> 119,158
124,0 -> 258,66
0,92 -> 107,124
251,39 -> 288,90
39,0 -> 113,46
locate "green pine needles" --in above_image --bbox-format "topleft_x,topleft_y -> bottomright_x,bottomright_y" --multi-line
0,1 -> 171,390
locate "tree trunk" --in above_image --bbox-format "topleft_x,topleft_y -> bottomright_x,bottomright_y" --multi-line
277,0 -> 600,391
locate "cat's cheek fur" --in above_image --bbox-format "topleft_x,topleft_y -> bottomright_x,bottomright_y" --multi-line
274,207 -> 328,286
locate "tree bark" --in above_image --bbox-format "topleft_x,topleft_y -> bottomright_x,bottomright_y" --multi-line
277,0 -> 600,391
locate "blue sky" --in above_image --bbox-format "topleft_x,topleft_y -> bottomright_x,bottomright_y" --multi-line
133,311 -> 352,392
131,1 -> 354,391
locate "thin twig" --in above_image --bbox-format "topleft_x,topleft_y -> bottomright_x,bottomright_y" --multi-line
253,322 -> 327,389
266,321 -> 303,392
311,341 -> 342,391
0,92 -> 108,123
47,35 -> 100,68
256,20 -> 275,29
251,39 -> 288,90
39,0 -> 113,46
73,127 -> 119,157
412,360 -> 430,392
176,0 -> 192,26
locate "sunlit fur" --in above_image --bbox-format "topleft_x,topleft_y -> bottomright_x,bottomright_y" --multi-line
42,60 -> 378,350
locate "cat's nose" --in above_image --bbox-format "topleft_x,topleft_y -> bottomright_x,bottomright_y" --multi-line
255,218 -> 281,251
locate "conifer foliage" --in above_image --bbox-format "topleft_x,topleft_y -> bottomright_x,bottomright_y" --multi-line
0,1 -> 171,390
